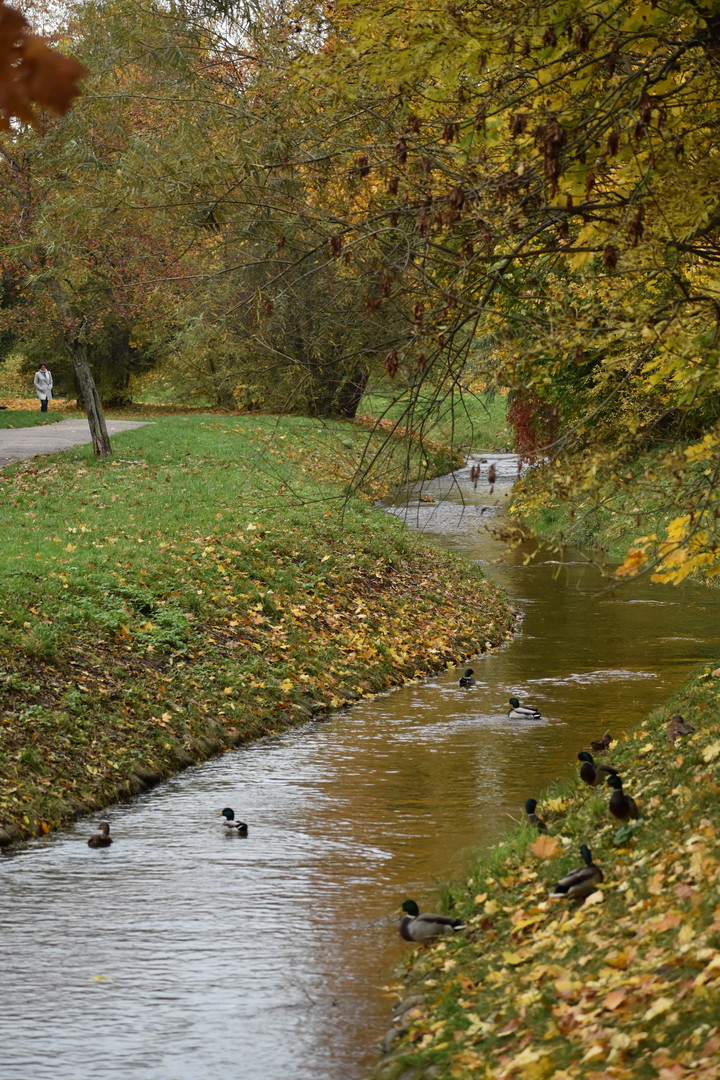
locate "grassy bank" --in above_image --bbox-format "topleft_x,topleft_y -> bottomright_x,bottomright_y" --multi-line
0,413 -> 515,845
359,389 -> 512,452
372,665 -> 720,1080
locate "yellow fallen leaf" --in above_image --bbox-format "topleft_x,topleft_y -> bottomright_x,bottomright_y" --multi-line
502,950 -> 528,966
583,889 -> 604,906
544,797 -> 570,813
639,742 -> 654,755
703,741 -> 720,763
643,996 -> 674,1021
484,899 -> 500,915
474,892 -> 488,904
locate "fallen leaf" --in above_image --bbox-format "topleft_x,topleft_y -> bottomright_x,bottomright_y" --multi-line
529,834 -> 561,858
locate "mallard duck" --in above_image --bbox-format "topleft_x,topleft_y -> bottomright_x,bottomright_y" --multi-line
666,714 -> 696,741
524,798 -> 548,832
578,751 -> 618,787
550,844 -> 603,901
399,899 -> 464,943
607,775 -> 640,821
459,668 -> 475,687
88,822 -> 112,848
219,807 -> 248,835
590,731 -> 613,753
508,697 -> 542,720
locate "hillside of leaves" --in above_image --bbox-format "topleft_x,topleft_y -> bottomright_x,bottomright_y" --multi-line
0,414 -> 514,844
371,667 -> 720,1080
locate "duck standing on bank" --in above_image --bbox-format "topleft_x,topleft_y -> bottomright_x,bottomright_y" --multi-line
219,808 -> 248,835
524,799 -> 548,831
399,900 -> 465,943
590,731 -> 613,753
88,822 -> 112,848
607,775 -> 640,821
666,714 -> 696,741
550,845 -> 603,901
508,697 -> 542,720
578,751 -> 618,787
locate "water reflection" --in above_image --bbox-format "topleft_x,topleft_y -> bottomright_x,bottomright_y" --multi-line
1,454 -> 717,1079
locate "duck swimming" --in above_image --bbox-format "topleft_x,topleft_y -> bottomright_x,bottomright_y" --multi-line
219,808 -> 248,835
399,900 -> 465,943
550,845 -> 603,901
508,697 -> 542,720
88,822 -> 112,848
459,668 -> 475,687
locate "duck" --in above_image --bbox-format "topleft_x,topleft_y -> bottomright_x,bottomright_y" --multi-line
524,798 -> 548,832
88,822 -> 112,848
459,668 -> 475,687
590,731 -> 613,753
550,844 -> 603,901
219,807 -> 248,835
577,751 -> 618,787
607,775 -> 640,821
399,899 -> 465,943
666,714 -> 696,741
508,697 -> 542,720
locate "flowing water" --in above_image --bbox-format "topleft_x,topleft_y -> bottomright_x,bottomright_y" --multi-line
2,454 -> 718,1080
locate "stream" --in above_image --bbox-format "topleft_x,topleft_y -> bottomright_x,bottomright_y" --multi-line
1,453 -> 718,1080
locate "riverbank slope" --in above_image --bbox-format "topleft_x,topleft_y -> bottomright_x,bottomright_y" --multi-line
371,665 -> 720,1080
0,413 -> 515,845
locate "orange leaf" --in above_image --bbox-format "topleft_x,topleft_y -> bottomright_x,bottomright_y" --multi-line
529,834 -> 562,858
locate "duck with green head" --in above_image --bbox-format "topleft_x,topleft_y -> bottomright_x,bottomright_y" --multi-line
399,900 -> 465,943
219,808 -> 248,835
578,751 -> 618,787
524,799 -> 548,832
459,668 -> 475,688
508,697 -> 542,720
550,845 -> 603,901
607,775 -> 640,821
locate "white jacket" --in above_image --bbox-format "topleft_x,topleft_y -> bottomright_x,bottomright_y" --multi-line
34,369 -> 53,400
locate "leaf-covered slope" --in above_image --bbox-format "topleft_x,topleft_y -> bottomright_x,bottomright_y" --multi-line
374,667 -> 720,1080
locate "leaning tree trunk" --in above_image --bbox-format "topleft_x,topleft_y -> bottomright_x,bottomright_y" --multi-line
71,341 -> 112,457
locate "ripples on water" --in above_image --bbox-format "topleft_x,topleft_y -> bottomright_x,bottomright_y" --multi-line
2,452 -> 718,1080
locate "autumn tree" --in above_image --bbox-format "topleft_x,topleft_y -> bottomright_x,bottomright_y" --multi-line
271,0 -> 720,581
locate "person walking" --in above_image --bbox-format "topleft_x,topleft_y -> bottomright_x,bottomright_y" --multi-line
33,362 -> 53,412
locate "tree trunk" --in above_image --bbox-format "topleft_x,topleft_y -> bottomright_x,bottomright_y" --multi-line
71,341 -> 112,457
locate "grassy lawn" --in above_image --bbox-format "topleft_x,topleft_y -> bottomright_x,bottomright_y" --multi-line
0,409 -> 70,428
359,388 -> 512,451
373,665 -> 720,1080
0,413 -> 515,842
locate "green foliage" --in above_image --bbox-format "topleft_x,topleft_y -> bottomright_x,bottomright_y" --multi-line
288,0 -> 720,579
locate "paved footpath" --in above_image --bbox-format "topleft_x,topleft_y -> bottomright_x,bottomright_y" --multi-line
0,418 -> 150,468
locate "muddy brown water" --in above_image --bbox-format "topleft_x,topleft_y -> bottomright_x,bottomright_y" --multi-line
1,454 -> 718,1079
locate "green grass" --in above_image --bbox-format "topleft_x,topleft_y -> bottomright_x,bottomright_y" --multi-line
0,413 -> 515,841
0,409 -> 69,428
372,665 -> 720,1080
358,388 -> 513,451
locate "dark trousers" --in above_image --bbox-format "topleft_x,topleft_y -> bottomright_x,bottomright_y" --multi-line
40,398 -> 48,412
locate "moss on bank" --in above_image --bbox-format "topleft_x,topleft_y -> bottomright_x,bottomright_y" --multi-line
371,665 -> 720,1080
0,413 -> 514,844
